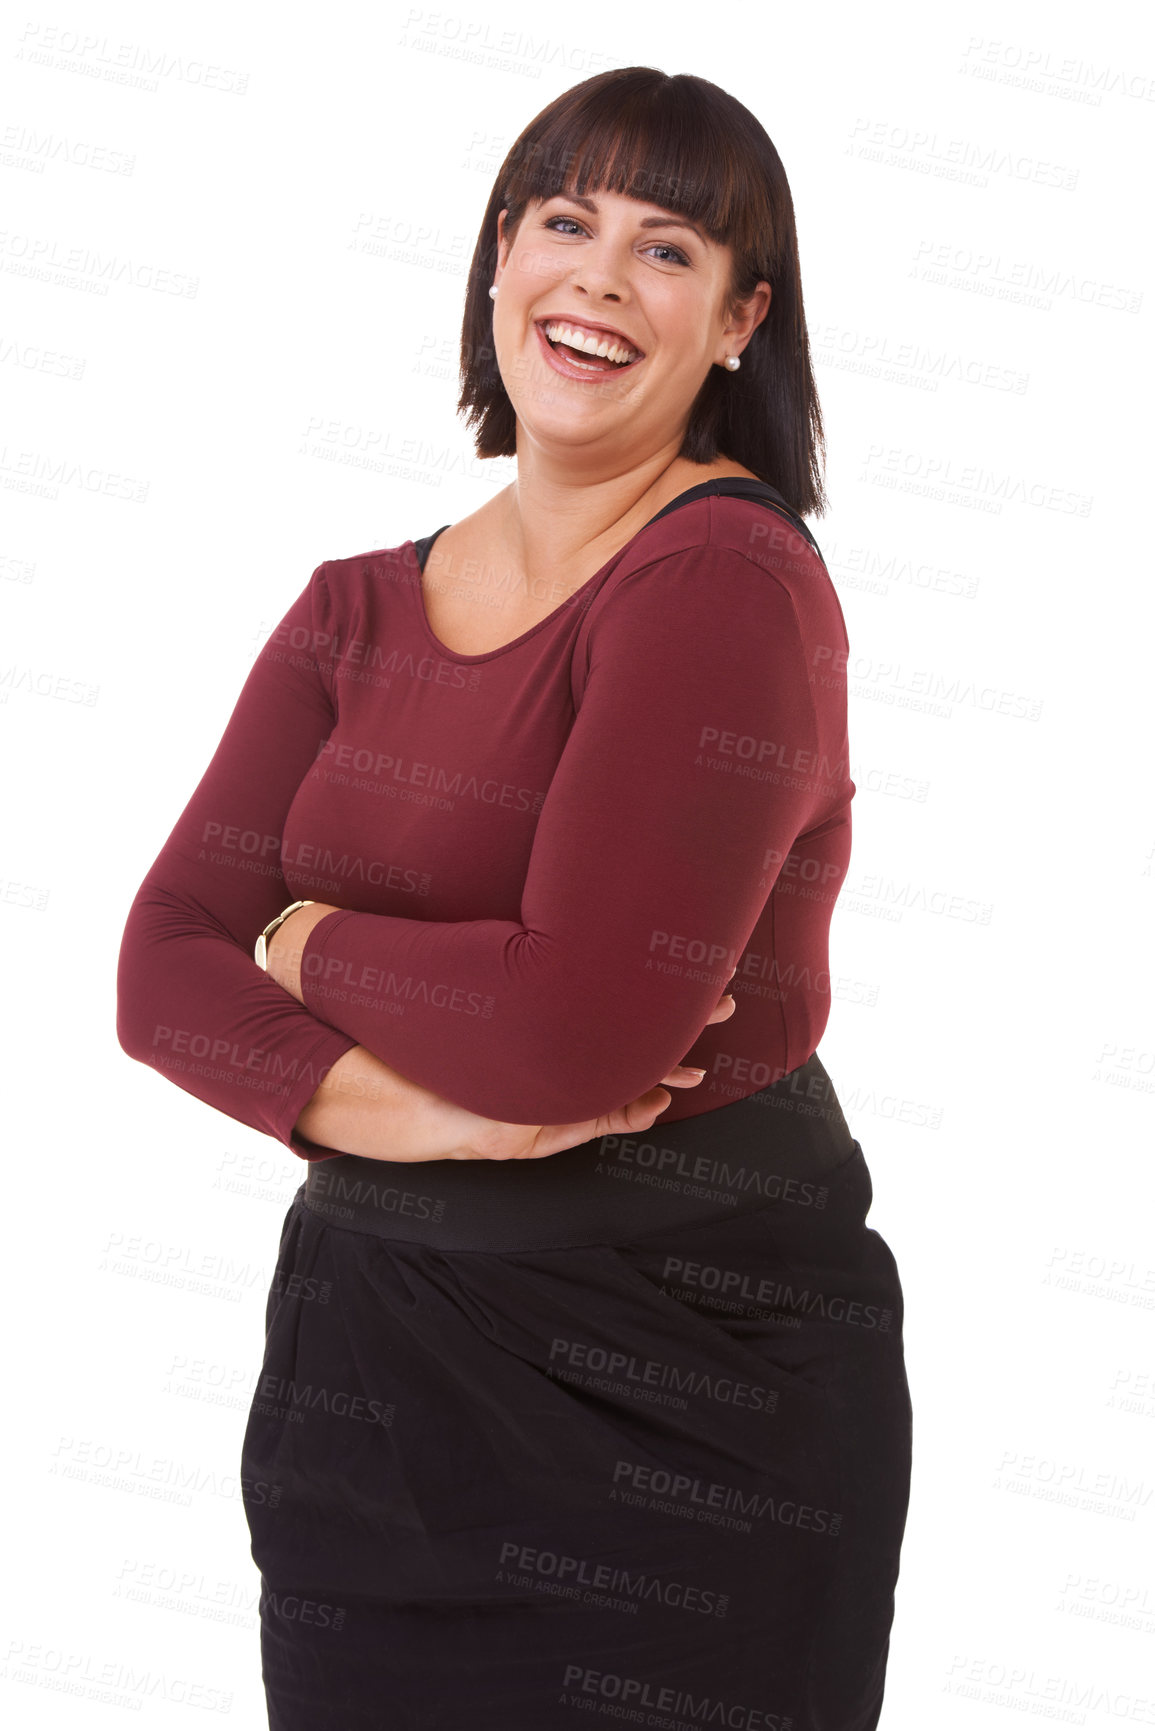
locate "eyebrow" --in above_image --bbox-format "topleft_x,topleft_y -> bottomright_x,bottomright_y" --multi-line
546,191 -> 707,246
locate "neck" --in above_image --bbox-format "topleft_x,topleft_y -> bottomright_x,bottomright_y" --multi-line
497,440 -> 725,593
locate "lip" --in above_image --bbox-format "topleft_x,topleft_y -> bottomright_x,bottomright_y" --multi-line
534,316 -> 645,382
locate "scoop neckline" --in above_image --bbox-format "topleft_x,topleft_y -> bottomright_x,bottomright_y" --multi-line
407,477 -> 786,665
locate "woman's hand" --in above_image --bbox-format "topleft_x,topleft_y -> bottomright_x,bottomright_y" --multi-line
436,979 -> 739,1162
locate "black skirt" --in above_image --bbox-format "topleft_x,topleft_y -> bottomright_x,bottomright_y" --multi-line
240,1054 -> 913,1730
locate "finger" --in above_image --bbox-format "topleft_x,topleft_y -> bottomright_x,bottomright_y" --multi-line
625,1085 -> 670,1128
660,1064 -> 707,1087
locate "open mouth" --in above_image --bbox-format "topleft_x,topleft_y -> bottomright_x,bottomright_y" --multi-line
535,319 -> 644,375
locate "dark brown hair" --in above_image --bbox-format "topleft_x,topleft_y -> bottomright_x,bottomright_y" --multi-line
457,66 -> 827,518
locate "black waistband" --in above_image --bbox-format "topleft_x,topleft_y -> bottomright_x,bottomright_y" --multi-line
301,1054 -> 857,1254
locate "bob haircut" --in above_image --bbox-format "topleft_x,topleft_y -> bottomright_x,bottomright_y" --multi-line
458,66 -> 827,519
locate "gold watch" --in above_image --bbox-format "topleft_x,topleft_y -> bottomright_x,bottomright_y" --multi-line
254,899 -> 316,971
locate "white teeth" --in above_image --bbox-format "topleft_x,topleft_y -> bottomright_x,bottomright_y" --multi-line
542,322 -> 640,366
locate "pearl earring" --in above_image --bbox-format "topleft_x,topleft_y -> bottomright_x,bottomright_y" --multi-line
488,285 -> 498,300
724,355 -> 740,372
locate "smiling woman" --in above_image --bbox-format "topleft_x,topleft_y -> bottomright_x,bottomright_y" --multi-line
116,62 -> 912,1731
480,183 -> 773,507
408,170 -> 780,657
457,71 -> 826,506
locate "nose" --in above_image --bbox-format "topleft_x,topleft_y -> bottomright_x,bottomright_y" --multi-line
575,280 -> 623,302
567,235 -> 629,304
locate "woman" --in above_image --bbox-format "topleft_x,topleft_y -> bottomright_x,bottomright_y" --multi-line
117,66 -> 912,1731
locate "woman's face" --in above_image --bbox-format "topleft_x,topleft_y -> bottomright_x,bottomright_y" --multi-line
490,187 -> 769,468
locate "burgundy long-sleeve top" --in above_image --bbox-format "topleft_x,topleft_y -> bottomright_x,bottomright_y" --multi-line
116,482 -> 854,1162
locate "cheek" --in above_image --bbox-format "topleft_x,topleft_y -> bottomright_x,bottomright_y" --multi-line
508,243 -> 566,289
654,339 -> 708,383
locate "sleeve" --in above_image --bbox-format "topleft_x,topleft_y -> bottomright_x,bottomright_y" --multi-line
115,562 -> 360,1160
297,545 -> 826,1125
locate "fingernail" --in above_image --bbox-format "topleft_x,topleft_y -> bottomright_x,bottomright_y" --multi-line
686,1067 -> 706,1077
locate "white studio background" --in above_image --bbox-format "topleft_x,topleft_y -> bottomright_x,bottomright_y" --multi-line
3,0 -> 1152,1724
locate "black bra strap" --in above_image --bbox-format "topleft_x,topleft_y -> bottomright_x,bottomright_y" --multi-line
642,477 -> 825,563
412,525 -> 450,571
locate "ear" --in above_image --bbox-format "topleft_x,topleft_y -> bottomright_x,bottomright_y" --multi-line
494,207 -> 511,285
722,280 -> 772,351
